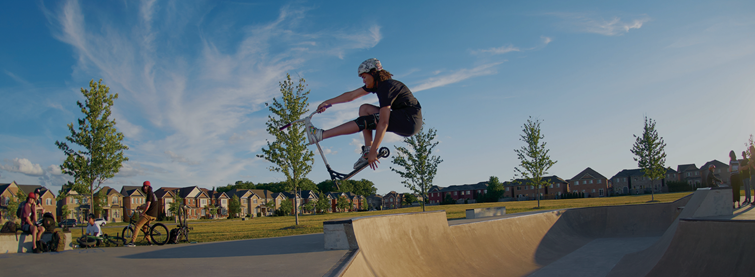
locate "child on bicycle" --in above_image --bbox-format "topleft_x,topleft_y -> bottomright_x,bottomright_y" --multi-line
306,58 -> 423,170
126,181 -> 159,247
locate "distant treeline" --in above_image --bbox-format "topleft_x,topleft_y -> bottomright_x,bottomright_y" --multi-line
216,178 -> 378,197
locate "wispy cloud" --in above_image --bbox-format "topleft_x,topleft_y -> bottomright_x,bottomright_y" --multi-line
471,45 -> 520,55
541,36 -> 552,45
548,12 -> 650,36
413,62 -> 502,92
43,0 -> 381,186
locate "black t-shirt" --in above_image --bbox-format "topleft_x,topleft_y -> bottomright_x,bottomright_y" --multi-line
363,79 -> 421,110
144,187 -> 158,217
742,158 -> 750,176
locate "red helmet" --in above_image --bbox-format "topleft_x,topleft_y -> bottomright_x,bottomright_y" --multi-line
143,181 -> 151,186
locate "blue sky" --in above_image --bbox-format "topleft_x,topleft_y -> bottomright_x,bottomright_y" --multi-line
1,0 -> 754,196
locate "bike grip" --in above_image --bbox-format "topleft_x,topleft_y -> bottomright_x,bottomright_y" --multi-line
279,122 -> 292,131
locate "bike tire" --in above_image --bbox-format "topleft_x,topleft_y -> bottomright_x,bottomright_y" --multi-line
181,228 -> 189,243
78,236 -> 97,248
150,223 -> 169,245
122,226 -> 134,242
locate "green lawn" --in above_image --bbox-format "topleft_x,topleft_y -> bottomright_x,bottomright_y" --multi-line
72,192 -> 693,243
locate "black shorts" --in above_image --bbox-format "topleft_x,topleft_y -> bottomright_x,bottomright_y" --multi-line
21,224 -> 36,234
356,107 -> 422,137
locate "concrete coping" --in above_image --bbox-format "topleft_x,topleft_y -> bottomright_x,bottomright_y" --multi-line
323,210 -> 446,225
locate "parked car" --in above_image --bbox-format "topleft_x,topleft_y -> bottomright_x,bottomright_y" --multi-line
94,218 -> 107,227
59,219 -> 77,228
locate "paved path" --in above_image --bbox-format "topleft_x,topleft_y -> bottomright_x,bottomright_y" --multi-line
1,233 -> 347,277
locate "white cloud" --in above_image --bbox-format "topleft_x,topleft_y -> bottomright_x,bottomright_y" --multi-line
541,36 -> 552,45
0,158 -> 44,176
413,62 -> 502,92
549,12 -> 650,36
471,45 -> 520,55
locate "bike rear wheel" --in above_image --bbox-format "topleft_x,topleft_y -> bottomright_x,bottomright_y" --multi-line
150,223 -> 169,245
122,226 -> 134,242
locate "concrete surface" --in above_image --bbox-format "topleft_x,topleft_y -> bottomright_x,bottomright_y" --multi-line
0,231 -> 73,254
330,188 -> 751,277
0,233 -> 347,277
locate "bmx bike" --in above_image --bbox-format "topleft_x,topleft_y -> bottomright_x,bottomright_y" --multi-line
121,209 -> 169,246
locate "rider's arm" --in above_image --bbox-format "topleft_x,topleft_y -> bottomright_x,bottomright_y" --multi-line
141,202 -> 151,216
319,88 -> 370,110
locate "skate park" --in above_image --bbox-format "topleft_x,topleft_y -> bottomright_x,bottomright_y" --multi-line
2,188 -> 752,277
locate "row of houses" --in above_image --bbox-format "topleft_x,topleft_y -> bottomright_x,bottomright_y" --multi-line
0,181 -> 373,224
424,160 -> 732,205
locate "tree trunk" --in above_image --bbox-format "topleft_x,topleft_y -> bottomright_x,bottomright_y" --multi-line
293,189 -> 299,226
651,179 -> 655,201
537,185 -> 541,208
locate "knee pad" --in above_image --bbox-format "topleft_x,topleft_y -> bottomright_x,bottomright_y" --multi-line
354,114 -> 380,131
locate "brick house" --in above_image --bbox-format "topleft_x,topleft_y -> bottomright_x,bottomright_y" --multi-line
439,182 -> 489,204
1,182 -> 57,223
427,186 -> 442,204
677,164 -> 702,186
366,194 -> 383,210
94,186 -> 123,222
211,190 -> 230,218
610,168 -> 676,195
154,187 -> 177,219
505,176 -> 568,200
227,189 -> 258,218
568,168 -> 609,198
250,189 -> 278,216
120,186 -> 145,222
299,190 -> 318,214
382,191 -> 402,209
57,188 -> 85,223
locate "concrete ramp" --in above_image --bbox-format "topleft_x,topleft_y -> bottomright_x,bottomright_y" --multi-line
326,192 -> 697,277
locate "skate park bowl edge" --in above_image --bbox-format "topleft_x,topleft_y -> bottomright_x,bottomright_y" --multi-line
323,188 -> 752,277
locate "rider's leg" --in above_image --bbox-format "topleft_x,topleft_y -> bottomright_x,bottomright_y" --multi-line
321,104 -> 380,141
131,215 -> 150,244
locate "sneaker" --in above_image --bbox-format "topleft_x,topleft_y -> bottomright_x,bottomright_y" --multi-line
353,146 -> 370,169
33,248 -> 42,254
125,243 -> 135,247
304,117 -> 323,145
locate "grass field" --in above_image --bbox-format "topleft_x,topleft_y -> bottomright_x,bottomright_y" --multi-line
74,192 -> 693,244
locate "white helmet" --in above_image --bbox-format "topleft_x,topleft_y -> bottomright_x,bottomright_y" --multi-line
357,58 -> 382,76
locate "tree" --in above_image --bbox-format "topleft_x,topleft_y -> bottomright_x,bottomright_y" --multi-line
630,116 -> 667,202
5,190 -> 26,222
55,79 -> 129,209
279,199 -> 293,216
228,195 -> 241,218
485,176 -> 505,202
403,193 -> 418,206
257,74 -> 314,226
514,117 -> 557,208
316,193 -> 331,214
303,201 -> 316,214
168,194 -> 184,222
93,189 -> 107,218
336,196 -> 351,212
206,204 -> 218,219
390,126 -> 443,212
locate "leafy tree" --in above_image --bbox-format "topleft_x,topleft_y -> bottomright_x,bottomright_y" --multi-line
745,134 -> 754,161
514,117 -> 557,208
486,176 -> 505,202
441,193 -> 455,205
390,126 -> 443,212
303,201 -> 316,214
93,189 -> 107,218
257,74 -> 314,226
630,116 -> 667,202
207,204 -> 218,218
279,199 -> 293,215
168,194 -> 184,222
55,79 -> 129,208
228,195 -> 241,219
336,196 -> 350,212
403,193 -> 418,206
6,190 -> 26,222
316,193 -> 331,214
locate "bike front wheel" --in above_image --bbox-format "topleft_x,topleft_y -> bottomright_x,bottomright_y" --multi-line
122,226 -> 134,242
150,223 -> 169,245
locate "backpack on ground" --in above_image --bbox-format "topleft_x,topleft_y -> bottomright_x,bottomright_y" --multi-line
49,230 -> 66,252
168,228 -> 179,244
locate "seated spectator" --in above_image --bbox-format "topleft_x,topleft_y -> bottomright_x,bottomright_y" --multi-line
85,214 -> 101,237
20,192 -> 45,253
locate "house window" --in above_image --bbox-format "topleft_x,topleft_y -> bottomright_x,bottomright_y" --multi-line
113,196 -> 118,204
222,199 -> 227,205
454,192 -> 457,196
201,199 -> 207,206
253,199 -> 257,204
592,189 -> 596,193
599,189 -> 604,196
467,191 -> 471,195
557,183 -> 561,188
590,180 -> 593,184
46,198 -> 52,205
598,180 -> 602,184
549,184 -> 553,188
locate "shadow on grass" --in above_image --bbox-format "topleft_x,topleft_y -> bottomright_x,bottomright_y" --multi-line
120,233 -> 329,259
